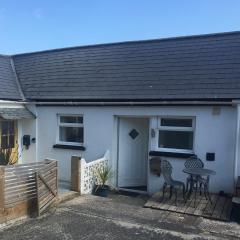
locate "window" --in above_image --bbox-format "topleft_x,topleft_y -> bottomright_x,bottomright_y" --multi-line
57,115 -> 84,145
157,117 -> 194,153
1,121 -> 15,149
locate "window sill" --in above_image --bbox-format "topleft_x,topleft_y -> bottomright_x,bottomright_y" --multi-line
149,150 -> 195,159
53,144 -> 86,151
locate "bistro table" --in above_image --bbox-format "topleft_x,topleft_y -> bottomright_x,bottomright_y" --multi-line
183,168 -> 216,206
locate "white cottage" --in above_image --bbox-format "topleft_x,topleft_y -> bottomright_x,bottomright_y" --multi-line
1,31 -> 240,195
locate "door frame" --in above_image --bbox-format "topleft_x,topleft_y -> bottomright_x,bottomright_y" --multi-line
116,116 -> 150,194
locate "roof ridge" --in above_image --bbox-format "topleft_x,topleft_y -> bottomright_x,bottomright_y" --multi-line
9,58 -> 26,101
12,30 -> 240,57
0,54 -> 11,58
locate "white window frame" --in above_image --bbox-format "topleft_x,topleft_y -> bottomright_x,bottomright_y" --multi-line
156,116 -> 195,154
56,114 -> 84,146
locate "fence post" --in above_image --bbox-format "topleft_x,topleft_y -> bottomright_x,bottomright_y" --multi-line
0,166 -> 5,212
71,156 -> 81,192
35,171 -> 40,217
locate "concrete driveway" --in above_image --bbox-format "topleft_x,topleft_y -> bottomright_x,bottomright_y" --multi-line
0,193 -> 239,240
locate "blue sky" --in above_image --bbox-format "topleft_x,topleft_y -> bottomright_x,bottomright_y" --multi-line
0,0 -> 240,54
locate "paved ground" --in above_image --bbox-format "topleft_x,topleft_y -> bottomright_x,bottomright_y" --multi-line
0,193 -> 239,239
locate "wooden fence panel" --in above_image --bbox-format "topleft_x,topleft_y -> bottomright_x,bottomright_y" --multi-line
4,164 -> 42,207
0,159 -> 58,222
36,160 -> 58,216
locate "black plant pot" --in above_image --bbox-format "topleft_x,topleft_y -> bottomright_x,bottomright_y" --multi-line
94,185 -> 109,197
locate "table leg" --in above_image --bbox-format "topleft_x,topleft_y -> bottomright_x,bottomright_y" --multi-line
186,177 -> 194,200
205,184 -> 212,204
194,181 -> 198,207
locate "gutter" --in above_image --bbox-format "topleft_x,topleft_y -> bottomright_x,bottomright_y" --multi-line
0,100 -> 235,106
232,100 -> 240,105
32,100 -> 234,106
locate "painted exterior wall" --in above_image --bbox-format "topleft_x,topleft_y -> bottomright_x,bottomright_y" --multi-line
17,104 -> 37,164
149,109 -> 236,194
18,118 -> 37,164
34,105 -> 237,194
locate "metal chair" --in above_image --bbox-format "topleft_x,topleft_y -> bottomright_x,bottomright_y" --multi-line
161,160 -> 185,205
184,156 -> 204,193
184,156 -> 211,204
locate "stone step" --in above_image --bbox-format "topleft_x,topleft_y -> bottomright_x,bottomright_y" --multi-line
57,191 -> 80,204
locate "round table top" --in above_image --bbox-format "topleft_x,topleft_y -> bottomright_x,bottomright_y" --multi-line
183,168 -> 216,176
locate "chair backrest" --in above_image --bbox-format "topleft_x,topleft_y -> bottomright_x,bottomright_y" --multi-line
161,160 -> 173,184
184,156 -> 204,169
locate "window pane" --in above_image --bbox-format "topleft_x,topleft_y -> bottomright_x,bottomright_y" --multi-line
9,135 -> 15,148
158,130 -> 193,150
60,116 -> 83,124
8,122 -> 14,134
161,118 -> 192,127
1,121 -> 9,135
1,136 -> 8,149
60,126 -> 83,143
1,121 -> 15,149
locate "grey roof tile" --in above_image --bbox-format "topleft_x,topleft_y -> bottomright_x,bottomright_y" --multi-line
9,31 -> 240,101
0,55 -> 22,100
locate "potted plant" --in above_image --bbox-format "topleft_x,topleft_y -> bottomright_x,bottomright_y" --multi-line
93,165 -> 113,197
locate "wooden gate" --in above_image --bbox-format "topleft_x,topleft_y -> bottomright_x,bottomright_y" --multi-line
35,159 -> 58,216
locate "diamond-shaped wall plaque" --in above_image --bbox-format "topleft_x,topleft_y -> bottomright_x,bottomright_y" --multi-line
129,129 -> 139,139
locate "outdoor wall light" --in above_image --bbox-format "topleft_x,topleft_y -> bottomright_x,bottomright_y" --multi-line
151,129 -> 155,138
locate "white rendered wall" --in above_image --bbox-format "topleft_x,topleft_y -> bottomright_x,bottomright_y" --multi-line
18,118 -> 37,164
18,104 -> 37,164
35,105 -> 237,194
148,108 -> 236,194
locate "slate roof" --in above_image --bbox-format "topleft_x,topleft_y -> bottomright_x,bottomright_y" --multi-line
3,31 -> 240,102
0,55 -> 23,100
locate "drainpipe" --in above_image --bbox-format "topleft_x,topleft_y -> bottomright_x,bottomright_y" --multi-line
234,104 -> 240,185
